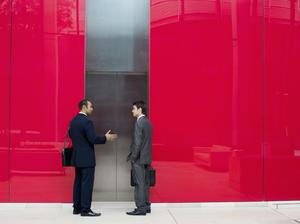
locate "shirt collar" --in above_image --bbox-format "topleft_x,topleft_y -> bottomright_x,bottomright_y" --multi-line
79,112 -> 87,116
137,114 -> 145,121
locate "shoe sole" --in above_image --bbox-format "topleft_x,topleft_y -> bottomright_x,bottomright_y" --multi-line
80,214 -> 101,217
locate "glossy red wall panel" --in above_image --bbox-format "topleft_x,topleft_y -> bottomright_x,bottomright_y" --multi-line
264,0 -> 300,200
1,0 -> 300,203
150,0 -> 264,202
0,0 -> 11,202
8,0 -> 85,202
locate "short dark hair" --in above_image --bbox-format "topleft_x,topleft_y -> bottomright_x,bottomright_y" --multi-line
78,99 -> 89,110
133,100 -> 147,115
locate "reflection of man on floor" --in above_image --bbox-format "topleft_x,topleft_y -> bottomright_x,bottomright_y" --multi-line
127,101 -> 152,216
69,99 -> 117,217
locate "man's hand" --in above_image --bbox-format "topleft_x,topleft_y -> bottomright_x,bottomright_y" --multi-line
126,153 -> 132,162
105,130 -> 118,141
126,153 -> 136,163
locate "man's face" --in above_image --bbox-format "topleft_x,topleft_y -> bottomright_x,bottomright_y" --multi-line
84,101 -> 94,115
131,105 -> 141,118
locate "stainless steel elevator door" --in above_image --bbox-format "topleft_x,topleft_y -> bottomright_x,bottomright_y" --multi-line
86,73 -> 148,201
86,0 -> 149,201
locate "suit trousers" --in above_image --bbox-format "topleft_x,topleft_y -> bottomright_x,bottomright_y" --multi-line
132,163 -> 150,210
73,167 -> 95,213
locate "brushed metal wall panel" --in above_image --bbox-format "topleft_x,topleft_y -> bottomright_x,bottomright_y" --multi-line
86,74 -> 147,201
86,0 -> 149,72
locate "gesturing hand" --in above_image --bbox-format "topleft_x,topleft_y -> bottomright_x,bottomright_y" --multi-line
105,130 -> 118,141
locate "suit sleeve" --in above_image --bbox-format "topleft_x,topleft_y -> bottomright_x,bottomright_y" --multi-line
84,120 -> 107,144
130,122 -> 143,162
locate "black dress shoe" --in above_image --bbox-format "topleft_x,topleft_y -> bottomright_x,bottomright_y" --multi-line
133,207 -> 151,213
81,211 -> 101,216
126,210 -> 146,216
73,208 -> 81,215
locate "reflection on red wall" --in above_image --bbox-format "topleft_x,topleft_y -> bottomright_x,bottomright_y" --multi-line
150,0 -> 263,202
0,0 -> 11,202
1,0 -> 85,202
1,0 -> 300,203
150,0 -> 300,202
264,0 -> 300,200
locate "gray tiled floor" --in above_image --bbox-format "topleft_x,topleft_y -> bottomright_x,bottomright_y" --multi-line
0,201 -> 300,224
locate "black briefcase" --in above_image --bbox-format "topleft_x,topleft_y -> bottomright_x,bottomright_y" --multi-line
131,166 -> 156,187
62,147 -> 73,166
62,127 -> 73,166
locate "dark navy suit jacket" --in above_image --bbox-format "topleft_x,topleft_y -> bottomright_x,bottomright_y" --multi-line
69,113 -> 106,167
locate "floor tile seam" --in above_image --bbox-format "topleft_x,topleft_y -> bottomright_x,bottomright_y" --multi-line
268,206 -> 298,223
167,209 -> 180,224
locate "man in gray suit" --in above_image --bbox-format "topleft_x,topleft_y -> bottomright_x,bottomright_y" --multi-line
126,101 -> 152,216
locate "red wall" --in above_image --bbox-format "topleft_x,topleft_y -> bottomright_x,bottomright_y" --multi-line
150,0 -> 263,202
1,0 -> 300,202
0,0 -> 85,202
0,0 -> 11,202
264,0 -> 300,200
150,0 -> 300,202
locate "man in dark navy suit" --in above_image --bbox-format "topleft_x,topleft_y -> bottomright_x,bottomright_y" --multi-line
69,99 -> 117,217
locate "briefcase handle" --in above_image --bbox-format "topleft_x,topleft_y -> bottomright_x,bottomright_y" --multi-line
63,127 -> 72,150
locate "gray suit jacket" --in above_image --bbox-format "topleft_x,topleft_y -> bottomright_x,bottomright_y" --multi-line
128,116 -> 152,165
